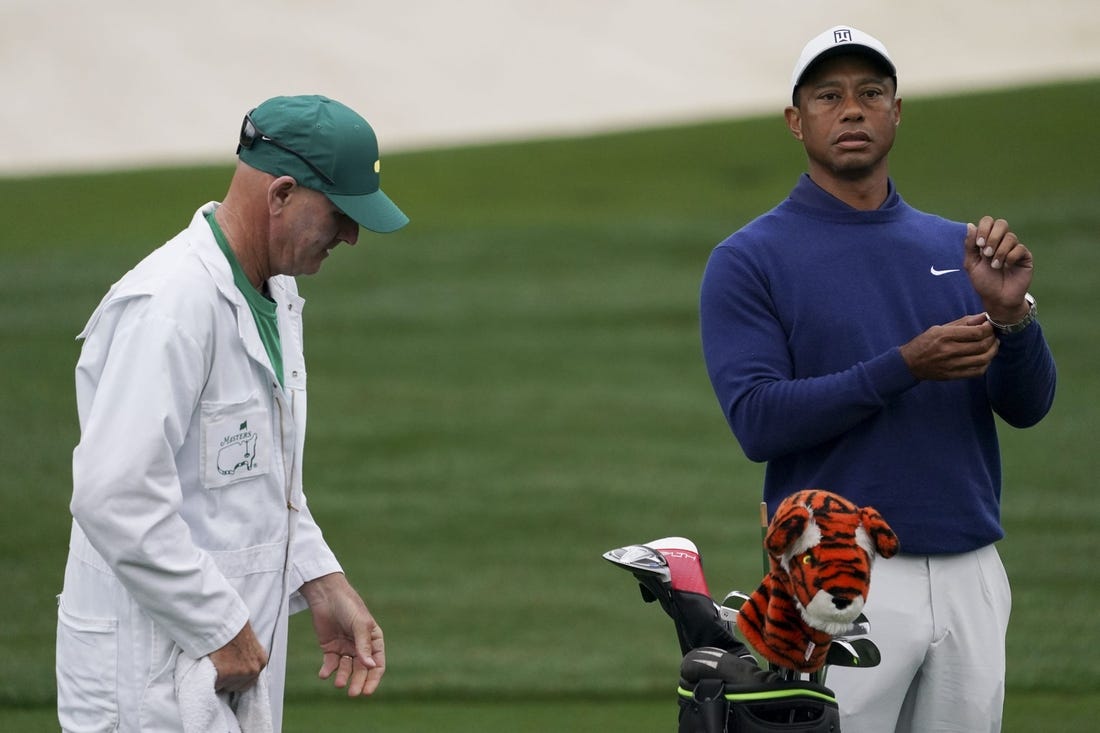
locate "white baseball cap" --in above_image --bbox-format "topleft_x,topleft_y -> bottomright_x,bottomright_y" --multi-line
790,25 -> 896,93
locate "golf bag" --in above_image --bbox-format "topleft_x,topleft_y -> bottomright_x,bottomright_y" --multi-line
604,538 -> 847,732
677,648 -> 839,733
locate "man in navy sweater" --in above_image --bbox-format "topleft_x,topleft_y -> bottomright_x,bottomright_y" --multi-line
699,26 -> 1056,732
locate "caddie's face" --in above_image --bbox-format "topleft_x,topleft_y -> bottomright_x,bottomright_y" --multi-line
269,183 -> 360,277
785,55 -> 901,181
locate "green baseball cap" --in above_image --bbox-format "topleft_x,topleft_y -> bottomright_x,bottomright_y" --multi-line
237,95 -> 409,233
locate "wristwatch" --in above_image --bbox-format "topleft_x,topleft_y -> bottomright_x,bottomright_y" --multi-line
987,293 -> 1037,335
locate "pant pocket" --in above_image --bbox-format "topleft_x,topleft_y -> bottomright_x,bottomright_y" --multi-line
975,544 -> 1012,629
56,597 -> 120,733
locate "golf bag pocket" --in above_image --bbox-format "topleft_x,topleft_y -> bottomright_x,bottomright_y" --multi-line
677,678 -> 840,732
678,678 -> 729,733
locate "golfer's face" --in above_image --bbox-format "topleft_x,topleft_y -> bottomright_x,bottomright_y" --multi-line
789,55 -> 900,179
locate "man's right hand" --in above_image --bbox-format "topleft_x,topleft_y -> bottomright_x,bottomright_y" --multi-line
209,621 -> 268,693
899,314 -> 999,381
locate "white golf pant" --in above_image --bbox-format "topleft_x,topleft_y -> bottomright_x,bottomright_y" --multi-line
826,544 -> 1010,733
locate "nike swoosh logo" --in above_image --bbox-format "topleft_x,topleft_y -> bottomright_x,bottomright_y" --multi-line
930,266 -> 960,276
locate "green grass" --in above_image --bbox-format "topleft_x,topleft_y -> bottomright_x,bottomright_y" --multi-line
2,78 -> 1098,730
2,693 -> 1096,732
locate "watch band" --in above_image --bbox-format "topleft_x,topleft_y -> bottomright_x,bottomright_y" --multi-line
987,293 -> 1037,335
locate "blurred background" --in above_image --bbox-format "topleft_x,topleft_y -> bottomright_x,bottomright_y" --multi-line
3,1 -> 1099,731
3,0 -> 1099,175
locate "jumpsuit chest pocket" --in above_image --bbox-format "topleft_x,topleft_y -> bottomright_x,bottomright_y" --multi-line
200,394 -> 272,490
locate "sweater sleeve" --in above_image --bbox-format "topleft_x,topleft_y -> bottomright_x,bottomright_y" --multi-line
700,245 -> 919,462
985,321 -> 1057,427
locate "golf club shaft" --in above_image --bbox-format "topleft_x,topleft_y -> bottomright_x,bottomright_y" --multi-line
759,501 -> 768,576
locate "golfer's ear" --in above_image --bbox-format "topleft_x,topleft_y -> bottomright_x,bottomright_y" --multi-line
784,106 -> 803,141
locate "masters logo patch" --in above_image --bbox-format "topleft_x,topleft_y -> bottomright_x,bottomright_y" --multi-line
216,420 -> 259,476
202,400 -> 269,489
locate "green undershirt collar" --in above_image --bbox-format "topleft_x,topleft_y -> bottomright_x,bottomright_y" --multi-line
206,210 -> 284,387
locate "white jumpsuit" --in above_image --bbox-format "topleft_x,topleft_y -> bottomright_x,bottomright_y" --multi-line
56,203 -> 342,732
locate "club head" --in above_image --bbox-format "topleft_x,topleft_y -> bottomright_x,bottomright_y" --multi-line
721,590 -> 752,610
605,538 -> 746,656
604,537 -> 708,607
717,590 -> 751,626
825,637 -> 882,668
603,537 -> 703,581
602,543 -> 672,584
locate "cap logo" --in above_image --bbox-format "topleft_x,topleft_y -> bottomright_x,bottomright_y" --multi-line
374,160 -> 381,173
833,29 -> 853,44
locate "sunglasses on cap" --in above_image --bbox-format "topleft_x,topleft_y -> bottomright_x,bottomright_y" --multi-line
238,111 -> 335,185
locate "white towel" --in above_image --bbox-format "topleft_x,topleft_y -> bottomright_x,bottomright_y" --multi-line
175,653 -> 274,733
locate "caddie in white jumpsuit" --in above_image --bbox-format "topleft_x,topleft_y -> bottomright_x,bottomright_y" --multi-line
57,95 -> 409,733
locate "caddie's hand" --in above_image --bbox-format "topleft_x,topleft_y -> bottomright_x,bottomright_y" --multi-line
964,216 -> 1033,323
300,572 -> 386,697
899,314 -> 998,381
209,621 -> 269,693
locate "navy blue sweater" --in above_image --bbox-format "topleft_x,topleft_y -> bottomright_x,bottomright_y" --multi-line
700,174 -> 1056,554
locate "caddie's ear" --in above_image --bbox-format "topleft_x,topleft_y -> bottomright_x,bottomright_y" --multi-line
268,175 -> 299,216
860,506 -> 900,559
765,501 -> 810,556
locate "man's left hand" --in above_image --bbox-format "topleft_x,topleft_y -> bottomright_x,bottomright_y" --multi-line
300,572 -> 385,697
964,216 -> 1033,323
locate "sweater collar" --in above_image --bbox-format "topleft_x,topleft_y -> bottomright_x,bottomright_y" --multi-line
786,173 -> 901,220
